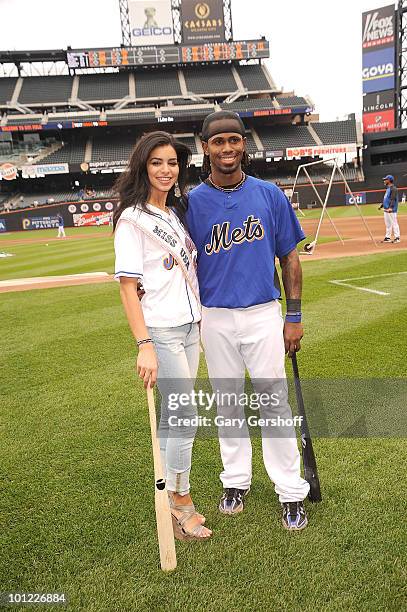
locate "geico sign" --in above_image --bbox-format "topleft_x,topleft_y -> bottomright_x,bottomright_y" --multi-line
363,13 -> 393,44
362,63 -> 393,78
132,27 -> 172,36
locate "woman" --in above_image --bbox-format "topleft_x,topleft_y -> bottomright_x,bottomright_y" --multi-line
113,131 -> 211,541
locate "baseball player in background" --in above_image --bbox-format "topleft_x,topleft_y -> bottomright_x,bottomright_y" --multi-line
186,111 -> 310,531
379,175 -> 400,243
56,212 -> 66,238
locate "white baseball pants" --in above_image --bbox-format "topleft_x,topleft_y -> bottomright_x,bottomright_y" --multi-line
201,300 -> 310,503
384,212 -> 400,239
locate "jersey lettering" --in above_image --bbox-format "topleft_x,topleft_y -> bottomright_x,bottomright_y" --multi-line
204,215 -> 265,255
153,225 -> 177,248
163,254 -> 178,270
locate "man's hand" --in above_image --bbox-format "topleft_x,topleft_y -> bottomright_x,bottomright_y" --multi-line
137,280 -> 145,300
283,321 -> 303,356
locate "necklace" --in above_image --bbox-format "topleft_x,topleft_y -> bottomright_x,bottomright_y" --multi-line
208,172 -> 246,193
148,202 -> 171,215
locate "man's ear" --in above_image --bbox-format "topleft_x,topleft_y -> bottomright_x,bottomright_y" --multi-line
202,141 -> 209,155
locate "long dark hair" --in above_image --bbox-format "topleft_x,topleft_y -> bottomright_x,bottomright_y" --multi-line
113,131 -> 191,229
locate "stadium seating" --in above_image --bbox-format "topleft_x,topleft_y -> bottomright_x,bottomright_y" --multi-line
5,114 -> 43,125
183,66 -> 237,96
259,125 -> 317,150
39,140 -> 87,164
91,134 -> 136,162
19,76 -> 73,105
236,65 -> 273,92
77,73 -> 129,102
0,77 -> 17,105
312,120 -> 357,144
220,97 -> 274,112
47,113 -> 101,123
106,111 -> 157,122
135,70 -> 181,99
160,107 -> 214,121
175,136 -> 198,155
276,96 -> 309,107
244,131 -> 259,154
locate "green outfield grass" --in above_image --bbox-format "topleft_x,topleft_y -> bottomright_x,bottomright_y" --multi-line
0,229 -> 340,282
1,237 -> 406,611
297,202 -> 407,219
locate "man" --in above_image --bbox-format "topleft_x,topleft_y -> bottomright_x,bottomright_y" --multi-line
379,175 -> 400,243
185,111 -> 310,531
56,212 -> 66,238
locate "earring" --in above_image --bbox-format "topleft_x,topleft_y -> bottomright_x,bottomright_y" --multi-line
174,182 -> 181,198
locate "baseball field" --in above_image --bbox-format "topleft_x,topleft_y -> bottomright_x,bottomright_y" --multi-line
1,206 -> 406,611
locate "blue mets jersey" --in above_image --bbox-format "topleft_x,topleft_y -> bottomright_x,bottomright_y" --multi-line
186,176 -> 305,308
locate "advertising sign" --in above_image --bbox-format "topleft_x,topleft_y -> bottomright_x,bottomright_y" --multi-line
73,212 -> 112,227
0,163 -> 18,181
181,0 -> 225,43
363,89 -> 395,114
345,192 -> 367,206
362,109 -> 395,132
286,144 -> 357,159
21,163 -> 69,178
22,216 -> 60,230
128,0 -> 174,46
362,47 -> 395,94
362,5 -> 395,50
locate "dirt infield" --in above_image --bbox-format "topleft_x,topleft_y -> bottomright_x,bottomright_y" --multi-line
0,232 -> 111,246
0,272 -> 113,293
1,216 -> 406,292
299,215 -> 407,260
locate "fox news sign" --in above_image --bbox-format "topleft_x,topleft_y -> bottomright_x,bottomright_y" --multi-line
362,5 -> 395,50
362,5 -> 396,133
128,0 -> 174,46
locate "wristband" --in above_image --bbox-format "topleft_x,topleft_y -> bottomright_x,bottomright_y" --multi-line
285,313 -> 302,323
137,338 -> 153,347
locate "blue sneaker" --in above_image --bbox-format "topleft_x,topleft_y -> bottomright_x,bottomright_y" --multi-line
219,488 -> 249,515
281,501 -> 308,531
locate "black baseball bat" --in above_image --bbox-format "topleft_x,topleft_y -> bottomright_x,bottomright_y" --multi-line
291,353 -> 322,503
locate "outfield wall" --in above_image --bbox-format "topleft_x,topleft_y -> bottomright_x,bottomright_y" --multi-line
0,199 -> 116,233
1,182 -> 406,233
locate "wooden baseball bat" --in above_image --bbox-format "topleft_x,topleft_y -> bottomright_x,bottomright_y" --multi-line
146,385 -> 177,572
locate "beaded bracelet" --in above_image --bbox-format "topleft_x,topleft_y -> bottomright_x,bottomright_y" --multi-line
137,338 -> 153,347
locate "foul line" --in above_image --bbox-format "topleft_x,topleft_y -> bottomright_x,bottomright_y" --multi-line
329,271 -> 407,296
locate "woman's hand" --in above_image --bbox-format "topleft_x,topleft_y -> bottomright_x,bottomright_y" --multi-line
137,343 -> 158,388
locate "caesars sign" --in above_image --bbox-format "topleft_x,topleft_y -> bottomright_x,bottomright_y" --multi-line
182,0 -> 225,43
128,0 -> 174,46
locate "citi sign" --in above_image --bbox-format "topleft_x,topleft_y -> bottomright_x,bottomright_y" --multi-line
346,192 -> 366,206
132,26 -> 172,36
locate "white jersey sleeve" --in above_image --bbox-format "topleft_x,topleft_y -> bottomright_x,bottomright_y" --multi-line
114,219 -> 144,281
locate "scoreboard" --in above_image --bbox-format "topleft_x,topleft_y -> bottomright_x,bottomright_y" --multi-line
67,40 -> 269,69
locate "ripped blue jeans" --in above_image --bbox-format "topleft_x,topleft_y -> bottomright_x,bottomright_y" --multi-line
147,323 -> 200,495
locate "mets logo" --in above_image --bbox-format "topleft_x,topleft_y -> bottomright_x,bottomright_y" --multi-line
205,215 -> 265,255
